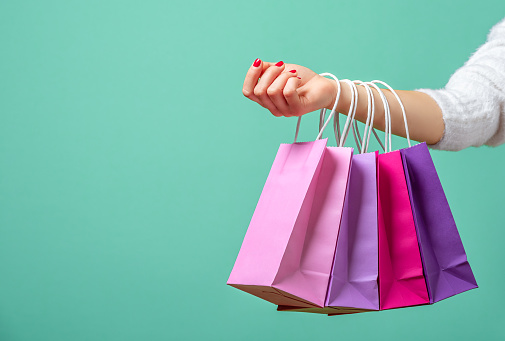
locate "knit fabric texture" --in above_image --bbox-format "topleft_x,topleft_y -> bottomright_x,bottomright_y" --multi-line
416,17 -> 505,151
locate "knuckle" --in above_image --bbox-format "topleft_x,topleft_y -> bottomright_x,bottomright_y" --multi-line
267,87 -> 280,97
283,88 -> 295,97
254,87 -> 266,97
242,88 -> 252,98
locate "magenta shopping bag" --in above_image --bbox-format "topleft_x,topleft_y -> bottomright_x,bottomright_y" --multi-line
377,149 -> 430,310
401,143 -> 478,303
372,81 -> 429,310
227,137 -> 352,307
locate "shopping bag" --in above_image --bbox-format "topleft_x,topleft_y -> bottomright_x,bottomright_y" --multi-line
373,81 -> 430,310
377,151 -> 429,309
277,305 -> 370,315
401,142 -> 478,303
276,151 -> 379,315
325,81 -> 380,311
227,102 -> 352,308
277,79 -> 381,315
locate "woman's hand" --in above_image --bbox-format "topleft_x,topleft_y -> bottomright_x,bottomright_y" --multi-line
241,58 -> 445,144
242,59 -> 338,117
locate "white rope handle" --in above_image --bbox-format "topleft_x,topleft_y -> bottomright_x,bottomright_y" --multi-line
353,81 -> 376,154
319,106 -> 326,136
348,81 -> 368,154
366,82 -> 391,152
319,107 -> 341,144
319,73 -> 342,144
316,73 -> 342,141
371,80 -> 411,148
338,79 -> 359,147
357,82 -> 385,153
294,73 -> 342,143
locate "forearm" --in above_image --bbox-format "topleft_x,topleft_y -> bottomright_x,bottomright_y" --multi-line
327,81 -> 445,145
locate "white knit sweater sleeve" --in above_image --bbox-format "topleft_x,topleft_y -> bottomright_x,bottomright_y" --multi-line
416,18 -> 505,151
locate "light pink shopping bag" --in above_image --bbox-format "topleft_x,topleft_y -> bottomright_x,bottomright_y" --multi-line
227,138 -> 352,308
274,79 -> 382,315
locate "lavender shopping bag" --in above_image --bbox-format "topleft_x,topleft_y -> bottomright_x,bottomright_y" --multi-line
325,151 -> 379,310
401,142 -> 478,303
325,81 -> 382,312
227,134 -> 352,308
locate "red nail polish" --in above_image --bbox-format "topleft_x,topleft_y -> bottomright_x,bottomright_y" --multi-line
275,61 -> 284,67
289,69 -> 296,73
297,77 -> 301,79
253,58 -> 261,67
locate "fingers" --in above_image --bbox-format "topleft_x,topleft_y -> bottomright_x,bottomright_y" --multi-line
242,59 -> 273,103
243,58 -> 302,117
253,61 -> 287,117
267,69 -> 301,116
283,76 -> 303,116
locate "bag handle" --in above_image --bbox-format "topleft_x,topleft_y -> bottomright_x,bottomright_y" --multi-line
370,80 -> 411,150
366,82 -> 391,152
318,108 -> 341,145
338,79 -> 360,147
349,80 -> 370,153
352,80 -> 386,154
294,73 -> 342,143
319,73 -> 342,144
317,78 -> 385,153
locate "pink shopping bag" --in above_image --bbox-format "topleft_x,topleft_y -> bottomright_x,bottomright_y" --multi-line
275,148 -> 378,316
276,151 -> 378,316
228,110 -> 352,308
275,79 -> 380,315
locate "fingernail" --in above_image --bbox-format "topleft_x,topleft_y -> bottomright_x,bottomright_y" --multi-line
253,58 -> 261,67
289,69 -> 296,73
297,77 -> 301,79
275,61 -> 284,67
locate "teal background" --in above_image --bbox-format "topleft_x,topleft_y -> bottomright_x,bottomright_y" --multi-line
0,0 -> 504,340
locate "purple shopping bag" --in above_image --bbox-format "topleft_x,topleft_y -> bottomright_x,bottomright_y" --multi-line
227,138 -> 352,308
401,142 -> 478,303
